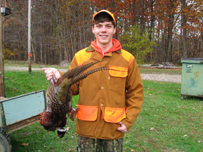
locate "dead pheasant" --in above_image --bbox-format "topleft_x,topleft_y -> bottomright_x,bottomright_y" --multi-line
40,61 -> 109,138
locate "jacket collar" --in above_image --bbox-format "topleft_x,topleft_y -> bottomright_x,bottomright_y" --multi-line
86,45 -> 122,54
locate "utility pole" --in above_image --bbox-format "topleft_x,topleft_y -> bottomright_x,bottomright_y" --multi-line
0,0 -> 5,97
28,0 -> 32,72
0,1 -> 11,97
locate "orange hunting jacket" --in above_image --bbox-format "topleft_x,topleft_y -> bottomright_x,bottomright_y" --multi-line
61,39 -> 144,139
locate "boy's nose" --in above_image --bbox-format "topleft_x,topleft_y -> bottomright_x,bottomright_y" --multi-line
101,26 -> 107,32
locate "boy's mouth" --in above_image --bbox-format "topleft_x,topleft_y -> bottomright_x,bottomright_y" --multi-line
100,35 -> 108,38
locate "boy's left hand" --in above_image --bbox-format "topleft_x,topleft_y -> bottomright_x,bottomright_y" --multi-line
117,122 -> 127,133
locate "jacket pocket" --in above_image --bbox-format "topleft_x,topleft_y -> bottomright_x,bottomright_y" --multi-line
104,107 -> 126,123
76,104 -> 98,121
109,66 -> 128,92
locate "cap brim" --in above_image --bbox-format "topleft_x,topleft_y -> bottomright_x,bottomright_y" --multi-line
92,10 -> 116,25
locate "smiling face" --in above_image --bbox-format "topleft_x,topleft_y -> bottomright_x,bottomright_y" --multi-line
92,21 -> 116,48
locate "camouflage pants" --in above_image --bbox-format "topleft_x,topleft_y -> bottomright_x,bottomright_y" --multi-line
77,135 -> 123,152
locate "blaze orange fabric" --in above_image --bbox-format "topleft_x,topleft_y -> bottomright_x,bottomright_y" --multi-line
62,40 -> 144,139
76,105 -> 126,123
119,50 -> 135,67
76,104 -> 98,121
104,107 -> 126,123
109,66 -> 128,78
91,39 -> 122,57
92,10 -> 116,25
75,48 -> 92,66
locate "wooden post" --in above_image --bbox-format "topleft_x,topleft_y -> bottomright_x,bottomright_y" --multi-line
28,0 -> 32,72
0,2 -> 5,97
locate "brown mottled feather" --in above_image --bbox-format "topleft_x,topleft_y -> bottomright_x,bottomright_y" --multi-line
40,61 -> 110,137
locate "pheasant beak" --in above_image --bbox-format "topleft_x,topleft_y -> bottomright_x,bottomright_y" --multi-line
57,127 -> 66,138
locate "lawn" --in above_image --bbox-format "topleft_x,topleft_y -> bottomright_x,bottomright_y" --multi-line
139,67 -> 182,75
3,70 -> 203,152
4,71 -> 49,98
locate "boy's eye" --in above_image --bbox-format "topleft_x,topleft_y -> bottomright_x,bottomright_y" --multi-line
96,24 -> 102,28
95,24 -> 113,28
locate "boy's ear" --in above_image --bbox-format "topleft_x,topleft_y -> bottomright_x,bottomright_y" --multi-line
113,27 -> 116,34
92,26 -> 95,34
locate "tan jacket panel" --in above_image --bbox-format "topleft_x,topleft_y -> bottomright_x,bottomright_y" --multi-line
64,47 -> 144,139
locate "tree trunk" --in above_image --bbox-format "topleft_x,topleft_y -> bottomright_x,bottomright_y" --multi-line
45,45 -> 47,65
149,0 -> 155,62
167,32 -> 172,62
182,0 -> 187,58
40,38 -> 42,64
59,43 -> 62,63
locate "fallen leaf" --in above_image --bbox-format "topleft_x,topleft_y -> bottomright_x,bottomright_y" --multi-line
66,127 -> 70,131
21,143 -> 29,146
183,135 -> 187,137
69,148 -> 74,151
131,150 -> 135,152
150,128 -> 154,131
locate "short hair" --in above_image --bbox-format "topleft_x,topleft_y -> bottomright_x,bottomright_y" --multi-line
92,12 -> 116,27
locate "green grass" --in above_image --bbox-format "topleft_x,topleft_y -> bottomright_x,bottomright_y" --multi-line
10,115 -> 78,152
129,81 -> 203,152
139,68 -> 182,75
4,71 -> 49,98
4,71 -> 203,152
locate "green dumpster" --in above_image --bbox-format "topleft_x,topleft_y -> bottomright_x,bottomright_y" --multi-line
181,58 -> 203,100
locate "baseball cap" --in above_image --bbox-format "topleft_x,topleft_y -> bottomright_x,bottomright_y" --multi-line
92,10 -> 116,25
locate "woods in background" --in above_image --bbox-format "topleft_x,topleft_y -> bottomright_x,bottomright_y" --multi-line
3,0 -> 203,65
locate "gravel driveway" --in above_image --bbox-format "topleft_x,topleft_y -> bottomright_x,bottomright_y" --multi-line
141,73 -> 181,83
5,66 -> 182,83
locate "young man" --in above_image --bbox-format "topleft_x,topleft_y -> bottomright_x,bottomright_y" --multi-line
43,10 -> 144,151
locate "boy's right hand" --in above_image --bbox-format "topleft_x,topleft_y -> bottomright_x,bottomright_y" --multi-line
42,68 -> 61,81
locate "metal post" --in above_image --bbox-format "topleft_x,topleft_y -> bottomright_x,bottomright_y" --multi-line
0,1 -> 5,97
28,0 -> 32,72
